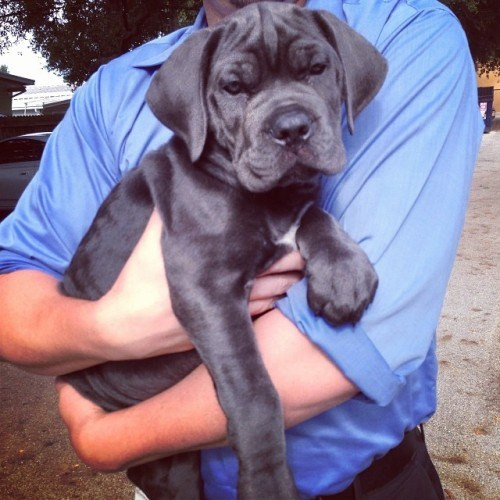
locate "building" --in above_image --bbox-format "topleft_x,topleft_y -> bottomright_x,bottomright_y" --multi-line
0,70 -> 73,118
477,71 -> 499,112
0,72 -> 35,117
12,84 -> 73,116
0,74 -> 73,140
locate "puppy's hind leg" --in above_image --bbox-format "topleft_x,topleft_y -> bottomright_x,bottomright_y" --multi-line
127,453 -> 203,500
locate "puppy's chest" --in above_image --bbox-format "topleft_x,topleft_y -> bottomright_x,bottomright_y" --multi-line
274,220 -> 300,250
269,201 -> 314,252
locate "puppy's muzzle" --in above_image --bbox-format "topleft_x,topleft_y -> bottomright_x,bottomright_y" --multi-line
268,108 -> 316,147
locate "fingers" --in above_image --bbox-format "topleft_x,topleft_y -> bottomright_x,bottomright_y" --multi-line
249,252 -> 305,317
250,271 -> 303,301
249,298 -> 275,317
258,251 -> 305,276
249,269 -> 303,317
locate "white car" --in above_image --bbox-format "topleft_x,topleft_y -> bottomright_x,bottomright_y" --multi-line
0,132 -> 51,210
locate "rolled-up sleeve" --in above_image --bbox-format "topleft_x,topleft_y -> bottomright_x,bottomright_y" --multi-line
278,8 -> 483,405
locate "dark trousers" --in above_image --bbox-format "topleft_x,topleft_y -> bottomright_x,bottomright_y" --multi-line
317,427 -> 445,500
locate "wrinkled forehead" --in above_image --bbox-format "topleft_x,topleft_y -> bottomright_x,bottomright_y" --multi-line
214,4 -> 328,68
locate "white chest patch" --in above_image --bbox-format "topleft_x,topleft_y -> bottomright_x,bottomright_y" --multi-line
276,221 -> 299,250
275,202 -> 314,251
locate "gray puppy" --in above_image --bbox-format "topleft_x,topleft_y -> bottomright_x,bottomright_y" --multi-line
61,3 -> 387,499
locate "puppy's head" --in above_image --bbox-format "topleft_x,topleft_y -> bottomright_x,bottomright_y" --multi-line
147,3 -> 387,192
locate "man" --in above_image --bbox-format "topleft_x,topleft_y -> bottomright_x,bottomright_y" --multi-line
0,0 -> 483,498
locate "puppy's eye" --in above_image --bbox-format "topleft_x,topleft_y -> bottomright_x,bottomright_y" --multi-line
310,63 -> 327,75
223,80 -> 243,95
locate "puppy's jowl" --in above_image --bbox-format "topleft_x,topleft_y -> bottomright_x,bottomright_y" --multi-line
61,4 -> 386,499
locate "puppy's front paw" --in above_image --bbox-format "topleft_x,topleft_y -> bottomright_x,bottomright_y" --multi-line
306,247 -> 378,326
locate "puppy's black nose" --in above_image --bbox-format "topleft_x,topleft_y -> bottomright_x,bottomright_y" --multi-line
269,110 -> 313,146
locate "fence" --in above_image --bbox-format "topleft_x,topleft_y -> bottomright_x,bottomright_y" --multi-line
0,115 -> 62,140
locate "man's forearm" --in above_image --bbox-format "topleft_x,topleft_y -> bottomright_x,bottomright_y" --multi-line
0,270 -> 104,375
60,309 -> 358,471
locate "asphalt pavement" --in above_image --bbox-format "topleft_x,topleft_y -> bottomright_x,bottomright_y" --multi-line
0,126 -> 498,499
426,126 -> 499,499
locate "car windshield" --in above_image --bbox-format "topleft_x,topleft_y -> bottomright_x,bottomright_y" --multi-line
0,138 -> 47,164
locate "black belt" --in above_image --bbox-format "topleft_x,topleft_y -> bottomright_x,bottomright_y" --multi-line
316,427 -> 423,500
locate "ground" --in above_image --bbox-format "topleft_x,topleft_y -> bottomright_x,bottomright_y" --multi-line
426,127 -> 499,500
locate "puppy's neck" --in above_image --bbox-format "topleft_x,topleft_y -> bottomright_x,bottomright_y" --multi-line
198,140 -> 242,189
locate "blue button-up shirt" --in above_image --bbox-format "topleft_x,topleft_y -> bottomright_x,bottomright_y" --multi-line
0,0 -> 483,498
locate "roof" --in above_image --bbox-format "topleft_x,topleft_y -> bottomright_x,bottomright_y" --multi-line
43,98 -> 71,115
0,72 -> 35,92
12,85 -> 73,114
21,84 -> 70,95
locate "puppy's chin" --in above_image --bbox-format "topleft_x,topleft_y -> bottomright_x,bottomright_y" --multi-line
229,0 -> 297,6
235,159 -> 322,193
278,166 -> 322,188
236,169 -> 282,193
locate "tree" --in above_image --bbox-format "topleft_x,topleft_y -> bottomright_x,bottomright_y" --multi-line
0,64 -> 8,73
442,0 -> 500,74
0,0 -> 201,86
0,0 -> 498,86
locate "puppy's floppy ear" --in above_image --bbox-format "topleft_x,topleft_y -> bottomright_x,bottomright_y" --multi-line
146,28 -> 220,162
312,11 -> 388,134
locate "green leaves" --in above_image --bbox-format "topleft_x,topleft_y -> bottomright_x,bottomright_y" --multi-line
0,0 -> 498,86
0,0 -> 201,86
442,0 -> 500,75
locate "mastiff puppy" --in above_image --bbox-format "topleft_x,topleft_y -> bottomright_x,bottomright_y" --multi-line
61,3 -> 387,499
